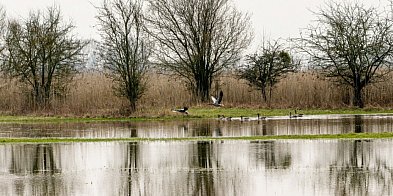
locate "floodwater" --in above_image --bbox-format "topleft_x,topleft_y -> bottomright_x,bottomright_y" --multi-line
1,114 -> 393,195
0,114 -> 393,138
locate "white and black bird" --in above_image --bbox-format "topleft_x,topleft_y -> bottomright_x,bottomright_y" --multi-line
172,107 -> 189,114
211,90 -> 224,107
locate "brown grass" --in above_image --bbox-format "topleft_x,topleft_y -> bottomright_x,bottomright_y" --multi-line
1,71 -> 393,117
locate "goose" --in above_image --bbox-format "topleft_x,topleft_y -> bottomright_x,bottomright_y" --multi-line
218,115 -> 232,121
240,116 -> 250,122
172,107 -> 188,114
294,109 -> 303,117
289,110 -> 303,118
257,113 -> 266,120
211,90 -> 224,107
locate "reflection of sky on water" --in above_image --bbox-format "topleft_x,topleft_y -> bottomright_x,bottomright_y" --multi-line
0,140 -> 392,195
1,114 -> 393,138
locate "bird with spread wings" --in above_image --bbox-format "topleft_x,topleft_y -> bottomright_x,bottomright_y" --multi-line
211,91 -> 224,107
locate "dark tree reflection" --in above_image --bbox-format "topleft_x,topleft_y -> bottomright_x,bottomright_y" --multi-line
354,115 -> 364,133
261,123 -> 267,135
122,142 -> 140,196
32,144 -> 58,174
213,127 -> 222,137
192,122 -> 212,137
9,144 -> 59,195
330,140 -> 393,195
9,144 -> 59,174
188,141 -> 218,196
252,141 -> 292,169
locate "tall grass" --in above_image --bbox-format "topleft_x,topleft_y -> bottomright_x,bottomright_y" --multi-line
1,71 -> 393,116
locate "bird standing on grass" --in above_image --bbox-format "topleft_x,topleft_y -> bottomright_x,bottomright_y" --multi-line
172,107 -> 189,114
211,90 -> 224,107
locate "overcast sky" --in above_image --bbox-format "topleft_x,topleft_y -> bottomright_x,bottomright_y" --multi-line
1,0 -> 387,48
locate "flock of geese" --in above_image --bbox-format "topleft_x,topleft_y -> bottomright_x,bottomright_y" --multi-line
172,90 -> 304,120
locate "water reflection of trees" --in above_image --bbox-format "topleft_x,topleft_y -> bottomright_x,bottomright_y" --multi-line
192,122 -> 212,137
188,141 -> 217,196
252,141 -> 291,169
119,140 -> 220,195
330,140 -> 393,196
3,115 -> 393,139
354,115 -> 363,133
259,115 -> 381,136
9,144 -> 59,174
2,139 -> 393,195
9,144 -> 60,195
123,142 -> 140,196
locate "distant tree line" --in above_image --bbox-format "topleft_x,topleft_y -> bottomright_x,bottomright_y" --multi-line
0,0 -> 393,113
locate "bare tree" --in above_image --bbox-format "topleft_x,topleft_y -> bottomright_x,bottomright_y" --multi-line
146,0 -> 252,102
296,1 -> 393,108
0,6 -> 6,52
238,40 -> 298,102
1,7 -> 85,108
96,0 -> 152,113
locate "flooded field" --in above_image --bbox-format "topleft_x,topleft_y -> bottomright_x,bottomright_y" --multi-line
0,114 -> 392,138
0,114 -> 393,195
1,140 -> 392,195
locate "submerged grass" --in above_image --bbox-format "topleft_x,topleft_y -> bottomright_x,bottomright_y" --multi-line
2,132 -> 393,143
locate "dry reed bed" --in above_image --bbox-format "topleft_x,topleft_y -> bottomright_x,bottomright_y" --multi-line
0,72 -> 392,116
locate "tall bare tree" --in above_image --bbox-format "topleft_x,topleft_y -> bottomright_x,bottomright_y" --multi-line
0,6 -> 6,52
1,7 -> 85,108
296,1 -> 393,108
238,40 -> 298,102
146,0 -> 252,102
96,0 -> 152,113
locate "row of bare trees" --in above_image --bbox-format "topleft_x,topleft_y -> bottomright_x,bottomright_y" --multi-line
1,0 -> 393,113
1,7 -> 85,107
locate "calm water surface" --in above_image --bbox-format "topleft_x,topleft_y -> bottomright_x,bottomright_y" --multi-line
0,114 -> 392,138
0,140 -> 392,195
0,114 -> 393,195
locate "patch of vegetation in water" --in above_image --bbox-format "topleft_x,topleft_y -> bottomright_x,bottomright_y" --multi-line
1,132 -> 393,143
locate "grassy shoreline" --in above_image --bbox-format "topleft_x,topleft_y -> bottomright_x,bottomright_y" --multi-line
1,132 -> 393,143
1,108 -> 393,123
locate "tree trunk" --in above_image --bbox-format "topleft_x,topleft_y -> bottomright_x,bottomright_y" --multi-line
353,84 -> 364,108
129,101 -> 136,113
197,82 -> 210,102
261,86 -> 267,102
33,84 -> 46,108
195,65 -> 211,102
127,83 -> 137,113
